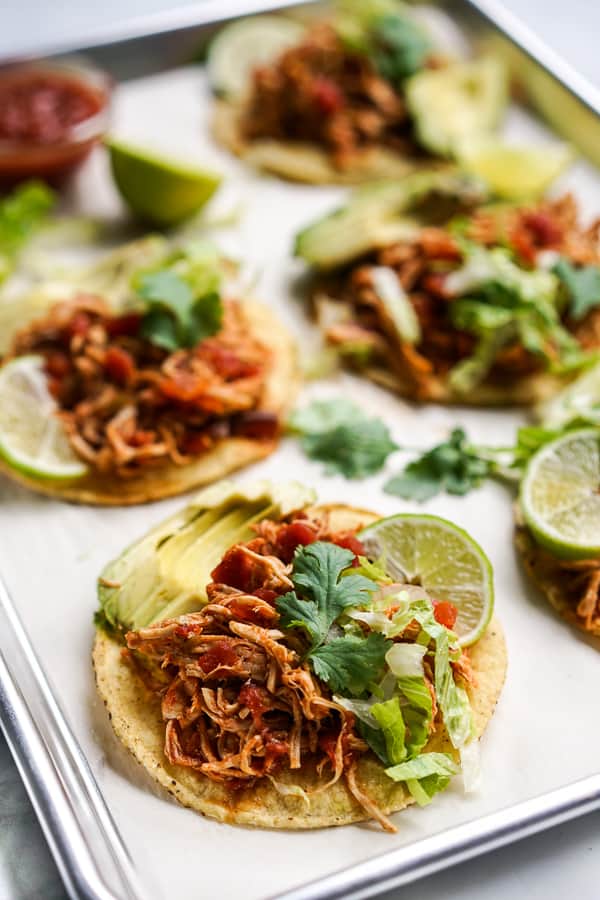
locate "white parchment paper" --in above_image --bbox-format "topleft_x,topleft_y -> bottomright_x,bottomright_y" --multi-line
1,61 -> 599,900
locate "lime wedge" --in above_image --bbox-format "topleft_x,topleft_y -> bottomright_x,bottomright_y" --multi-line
520,428 -> 600,560
207,15 -> 305,99
359,513 -> 494,646
107,139 -> 222,227
536,360 -> 600,428
457,138 -> 573,200
0,355 -> 87,480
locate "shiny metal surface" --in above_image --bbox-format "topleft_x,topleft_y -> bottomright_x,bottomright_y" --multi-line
0,575 -> 145,900
0,3 -> 599,900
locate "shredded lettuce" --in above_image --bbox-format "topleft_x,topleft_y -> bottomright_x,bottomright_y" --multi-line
371,265 -> 421,344
385,752 -> 459,805
398,675 -> 433,757
385,642 -> 427,677
371,697 -> 407,765
443,245 -> 588,392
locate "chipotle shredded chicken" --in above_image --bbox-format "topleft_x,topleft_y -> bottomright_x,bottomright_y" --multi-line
125,510 -> 475,832
7,295 -> 277,477
242,24 -> 433,171
317,194 -> 600,398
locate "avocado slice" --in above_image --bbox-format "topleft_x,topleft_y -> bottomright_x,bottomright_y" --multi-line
294,170 -> 488,270
406,58 -> 508,158
96,480 -> 316,638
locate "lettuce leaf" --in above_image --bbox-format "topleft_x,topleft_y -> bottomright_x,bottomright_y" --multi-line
371,697 -> 407,765
385,752 -> 459,806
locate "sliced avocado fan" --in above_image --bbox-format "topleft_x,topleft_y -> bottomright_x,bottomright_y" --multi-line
96,480 -> 316,638
294,170 -> 487,270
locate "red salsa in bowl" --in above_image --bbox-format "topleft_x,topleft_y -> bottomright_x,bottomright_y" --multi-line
0,60 -> 110,185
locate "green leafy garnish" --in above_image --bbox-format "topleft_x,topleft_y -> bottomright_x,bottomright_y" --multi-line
311,633 -> 390,695
135,242 -> 223,350
288,398 -> 398,478
277,543 -> 377,650
383,423 -> 578,502
385,752 -> 459,806
336,0 -> 432,84
384,428 -> 492,501
443,245 -> 588,392
0,181 -> 55,283
554,257 -> 600,321
276,542 -> 389,695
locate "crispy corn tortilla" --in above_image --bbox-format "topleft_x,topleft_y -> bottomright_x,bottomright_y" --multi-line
363,363 -> 569,407
514,517 -> 600,639
93,505 -> 507,828
213,100 -> 433,185
0,301 -> 299,505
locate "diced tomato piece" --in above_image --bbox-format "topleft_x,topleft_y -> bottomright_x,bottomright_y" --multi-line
522,211 -> 563,247
68,311 -> 91,337
232,411 -> 279,441
181,431 -> 211,455
421,272 -> 450,299
275,521 -> 318,563
160,371 -> 205,403
252,588 -> 278,604
211,546 -> 254,592
104,346 -> 135,385
433,600 -> 458,630
44,350 -> 71,379
332,534 -> 367,566
129,429 -> 155,447
312,77 -> 344,114
106,313 -> 142,338
197,639 -> 238,674
197,341 -> 260,380
239,683 -> 269,724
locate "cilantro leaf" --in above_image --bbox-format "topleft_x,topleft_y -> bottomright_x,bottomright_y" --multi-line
277,542 -> 377,650
554,257 -> 600,321
310,633 -> 391,696
289,398 -> 398,478
0,180 -> 55,283
384,428 -> 491,502
137,269 -> 222,350
370,13 -> 432,84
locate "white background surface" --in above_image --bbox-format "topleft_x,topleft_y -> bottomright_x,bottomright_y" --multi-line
0,2 -> 599,900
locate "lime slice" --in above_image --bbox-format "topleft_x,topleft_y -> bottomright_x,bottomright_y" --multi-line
536,360 -> 600,428
107,139 -> 222,227
359,513 -> 494,646
207,15 -> 305,99
0,355 -> 87,481
457,138 -> 573,200
520,428 -> 600,560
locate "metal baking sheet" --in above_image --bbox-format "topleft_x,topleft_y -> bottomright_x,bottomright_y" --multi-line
1,3 -> 600,900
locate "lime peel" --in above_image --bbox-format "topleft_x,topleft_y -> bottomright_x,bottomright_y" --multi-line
359,512 -> 494,647
0,355 -> 88,481
520,427 -> 600,560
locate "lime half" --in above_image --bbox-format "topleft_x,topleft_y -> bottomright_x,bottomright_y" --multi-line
208,16 -> 305,99
520,428 -> 600,560
536,360 -> 600,428
0,355 -> 87,481
457,138 -> 573,200
107,139 -> 222,227
359,513 -> 494,646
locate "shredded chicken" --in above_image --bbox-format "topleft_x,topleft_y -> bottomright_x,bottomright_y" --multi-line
125,512 -> 474,832
7,295 -> 277,477
318,195 -> 600,394
241,24 -> 433,170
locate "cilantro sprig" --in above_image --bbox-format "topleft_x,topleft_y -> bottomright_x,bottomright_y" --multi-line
383,425 -> 574,502
288,398 -> 398,478
277,542 -> 390,696
0,180 -> 55,283
135,242 -> 224,351
384,428 -> 492,501
554,257 -> 600,321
